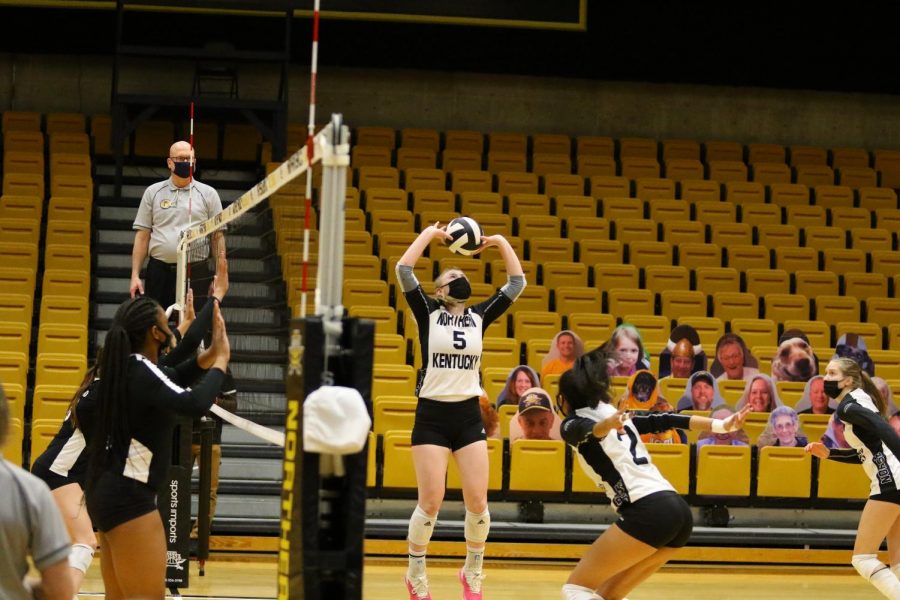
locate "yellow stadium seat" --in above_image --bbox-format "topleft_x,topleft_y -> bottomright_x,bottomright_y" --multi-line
799,413 -> 831,443
849,228 -> 892,252
404,168 -> 445,192
836,322 -> 882,350
645,265 -> 690,291
622,314 -> 669,345
377,232 -> 417,260
725,245 -> 770,271
373,397 -> 416,435
830,147 -> 869,169
343,279 -> 390,307
710,223 -> 753,247
793,270 -> 837,299
676,243 -> 720,269
661,221 -> 705,246
533,134 -> 571,156
664,159 -> 704,181
876,208 -> 900,231
795,164 -> 834,186
554,195 -> 595,217
47,197 -> 91,223
649,199 -> 690,223
607,288 -> 654,317
620,137 -> 657,159
367,432 -> 376,488
396,148 -> 437,170
568,313 -> 617,344
30,419 -> 65,465
756,224 -> 799,249
46,113 -> 86,135
647,444 -> 690,495
31,384 -> 79,422
0,294 -> 33,326
763,293 -> 809,323
39,296 -> 88,327
579,239 -> 623,264
859,186 -> 898,211
803,225 -> 845,253
869,350 -> 900,379
712,292 -> 758,322
709,161 -> 748,183
488,152 -> 527,175
577,136 -> 615,157
382,431 -> 416,488
37,324 -> 87,357
46,220 -> 90,247
0,194 -> 42,221
817,456 -> 870,499
871,251 -> 900,278
838,167 -> 877,188
344,208 -> 366,231
0,322 -> 29,355
358,166 -> 400,191
680,179 -> 722,202
542,262 -> 587,288
659,290 -> 707,321
35,354 -> 86,389
746,269 -> 790,296
516,213 -> 558,237
662,139 -> 700,161
593,263 -> 638,291
363,187 -> 406,212
0,267 -> 36,297
785,205 -> 825,229
513,311 -> 561,341
437,257 -> 485,284
789,145 -> 828,167
373,334 -> 406,366
442,149 -> 482,173
450,170 -> 492,194
752,162 -> 791,184
0,351 -> 27,392
372,365 -> 416,399
42,269 -> 90,298
677,317 -> 724,348
756,447 -> 811,498
812,185 -> 854,209
577,155 -> 617,177
704,140 -> 743,162
532,153 -> 571,176
509,439 -> 566,492
355,126 -> 395,149
844,273 -> 888,301
821,248 -> 866,276
774,380 -> 807,408
555,287 -> 602,315
890,325 -> 900,351
5,383 -> 24,418
696,445 -> 751,496
348,305 -> 398,336
489,132 -> 527,154
3,151 -> 44,176
731,318 -> 777,348
459,191 -> 503,215
634,178 -> 676,200
448,438 -> 503,491
445,130 -> 483,153
748,143 -> 785,164
620,157 -> 660,179
497,172 -> 539,195
868,298 -> 900,326
481,337 -> 520,371
694,267 -> 740,294
772,247 -> 817,273
601,197 -> 644,220
544,175 -> 585,198
0,217 -> 41,245
741,203 -> 781,225
783,320 -> 830,349
411,190 -> 455,215
725,182 -> 765,205
815,295 -> 861,324
628,241 -> 672,268
589,176 -> 632,199
769,183 -> 810,209
3,111 -> 41,132
50,153 -> 91,180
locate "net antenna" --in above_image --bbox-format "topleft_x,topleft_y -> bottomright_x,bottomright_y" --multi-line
298,0 -> 321,319
173,122 -> 334,313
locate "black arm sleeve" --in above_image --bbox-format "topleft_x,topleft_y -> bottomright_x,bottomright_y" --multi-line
840,402 -> 900,460
138,361 -> 224,417
561,416 -> 597,446
632,413 -> 693,435
470,288 -> 513,331
826,448 -> 863,464
160,297 -> 215,368
403,286 -> 438,329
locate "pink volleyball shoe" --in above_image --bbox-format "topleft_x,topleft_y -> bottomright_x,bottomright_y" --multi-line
459,567 -> 485,600
405,574 -> 432,600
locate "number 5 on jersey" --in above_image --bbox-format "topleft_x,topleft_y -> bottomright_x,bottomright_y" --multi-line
453,330 -> 466,350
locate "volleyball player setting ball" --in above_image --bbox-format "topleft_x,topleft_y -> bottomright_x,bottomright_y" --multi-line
806,357 -> 900,599
396,218 -> 525,600
557,347 -> 749,600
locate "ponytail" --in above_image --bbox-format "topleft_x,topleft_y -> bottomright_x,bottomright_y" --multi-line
861,371 -> 888,418
67,362 -> 99,430
86,296 -> 161,492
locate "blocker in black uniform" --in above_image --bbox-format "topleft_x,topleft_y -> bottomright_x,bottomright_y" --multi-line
83,295 -> 231,600
806,357 -> 900,600
557,348 -> 748,600
396,222 -> 525,600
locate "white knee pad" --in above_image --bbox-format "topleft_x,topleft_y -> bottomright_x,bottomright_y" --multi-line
464,509 -> 490,544
408,505 -> 438,547
68,543 -> 95,574
853,554 -> 887,580
561,583 -> 603,600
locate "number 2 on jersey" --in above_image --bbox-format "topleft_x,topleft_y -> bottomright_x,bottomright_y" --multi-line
618,428 -> 649,465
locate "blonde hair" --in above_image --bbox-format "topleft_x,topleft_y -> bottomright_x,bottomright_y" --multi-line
434,267 -> 462,290
832,357 -> 888,417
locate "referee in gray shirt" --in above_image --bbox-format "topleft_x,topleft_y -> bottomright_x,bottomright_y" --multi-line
130,140 -> 226,311
1,384 -> 74,600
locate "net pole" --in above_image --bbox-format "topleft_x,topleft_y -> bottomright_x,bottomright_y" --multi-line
185,101 -> 195,319
299,0 -> 321,319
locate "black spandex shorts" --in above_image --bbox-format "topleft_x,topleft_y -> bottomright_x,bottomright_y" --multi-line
871,488 -> 900,505
31,459 -> 83,491
616,490 -> 693,549
86,472 -> 158,532
411,397 -> 486,451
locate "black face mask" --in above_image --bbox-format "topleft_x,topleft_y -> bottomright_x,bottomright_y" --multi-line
172,160 -> 193,178
156,325 -> 175,356
442,277 -> 471,301
823,380 -> 843,399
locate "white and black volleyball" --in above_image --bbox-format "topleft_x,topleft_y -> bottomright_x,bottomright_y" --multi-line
445,217 -> 483,256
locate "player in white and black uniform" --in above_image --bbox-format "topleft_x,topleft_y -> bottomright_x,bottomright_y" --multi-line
557,347 -> 748,600
396,222 -> 524,600
806,357 -> 900,599
81,294 -> 230,599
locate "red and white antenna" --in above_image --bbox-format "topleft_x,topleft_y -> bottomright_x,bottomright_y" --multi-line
299,0 -> 321,319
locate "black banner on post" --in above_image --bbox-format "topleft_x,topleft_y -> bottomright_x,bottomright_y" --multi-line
161,417 -> 193,588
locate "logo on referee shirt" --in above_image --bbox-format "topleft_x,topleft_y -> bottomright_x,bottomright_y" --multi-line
160,198 -> 176,209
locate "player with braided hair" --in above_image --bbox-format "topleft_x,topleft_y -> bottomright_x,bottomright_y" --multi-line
82,295 -> 230,599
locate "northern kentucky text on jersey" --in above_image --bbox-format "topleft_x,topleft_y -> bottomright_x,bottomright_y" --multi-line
432,352 -> 480,370
435,312 -> 476,327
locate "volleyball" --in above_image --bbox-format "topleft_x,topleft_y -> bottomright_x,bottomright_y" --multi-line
445,217 -> 483,255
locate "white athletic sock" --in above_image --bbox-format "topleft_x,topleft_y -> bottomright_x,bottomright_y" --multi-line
407,547 -> 427,580
464,545 -> 484,575
561,583 -> 604,600
870,567 -> 900,599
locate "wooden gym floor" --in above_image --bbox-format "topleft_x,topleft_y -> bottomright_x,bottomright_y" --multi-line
76,545 -> 885,599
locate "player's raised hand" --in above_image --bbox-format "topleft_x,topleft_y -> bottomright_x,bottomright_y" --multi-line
429,221 -> 453,242
724,405 -> 752,431
210,301 -> 231,367
805,442 -> 830,459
